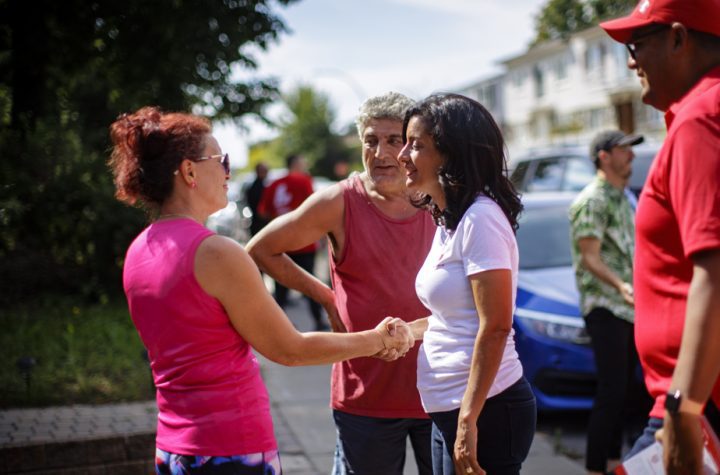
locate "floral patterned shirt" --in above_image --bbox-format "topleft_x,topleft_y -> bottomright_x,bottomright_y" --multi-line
569,176 -> 635,323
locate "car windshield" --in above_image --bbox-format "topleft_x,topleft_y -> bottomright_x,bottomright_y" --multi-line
516,204 -> 573,270
629,149 -> 657,192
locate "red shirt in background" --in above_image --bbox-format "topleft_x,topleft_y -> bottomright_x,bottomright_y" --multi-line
634,66 -> 720,419
259,171 -> 316,254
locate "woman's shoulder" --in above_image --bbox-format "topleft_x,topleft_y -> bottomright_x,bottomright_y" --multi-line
463,195 -> 505,221
458,196 -> 513,236
197,234 -> 245,260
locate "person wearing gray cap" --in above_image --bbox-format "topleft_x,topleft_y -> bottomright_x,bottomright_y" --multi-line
600,0 -> 720,472
569,129 -> 648,475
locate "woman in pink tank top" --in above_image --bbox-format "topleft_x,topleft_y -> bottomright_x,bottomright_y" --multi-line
109,107 -> 416,474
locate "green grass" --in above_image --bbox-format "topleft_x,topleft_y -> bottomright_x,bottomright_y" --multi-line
0,296 -> 154,408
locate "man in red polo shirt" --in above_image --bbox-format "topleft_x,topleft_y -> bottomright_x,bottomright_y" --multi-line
600,0 -> 720,472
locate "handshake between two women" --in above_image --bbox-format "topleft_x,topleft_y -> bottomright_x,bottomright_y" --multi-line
374,317 -> 415,362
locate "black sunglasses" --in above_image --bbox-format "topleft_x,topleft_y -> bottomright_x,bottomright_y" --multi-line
193,153 -> 231,175
625,24 -> 670,61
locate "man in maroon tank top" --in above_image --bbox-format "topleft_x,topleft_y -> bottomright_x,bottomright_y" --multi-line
247,92 -> 435,475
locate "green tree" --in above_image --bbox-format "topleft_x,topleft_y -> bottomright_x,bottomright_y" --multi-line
252,85 -> 355,178
533,0 -> 634,44
0,0 -> 298,305
589,0 -> 636,22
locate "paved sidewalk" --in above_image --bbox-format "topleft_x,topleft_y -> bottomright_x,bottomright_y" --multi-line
0,297 -> 584,474
259,298 -> 584,475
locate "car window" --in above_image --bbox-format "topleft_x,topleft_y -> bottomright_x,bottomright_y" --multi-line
510,161 -> 532,190
563,157 -> 595,191
629,149 -> 657,193
517,204 -> 572,269
527,158 -> 565,192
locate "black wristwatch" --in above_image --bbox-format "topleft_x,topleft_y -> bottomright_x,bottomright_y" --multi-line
665,389 -> 703,415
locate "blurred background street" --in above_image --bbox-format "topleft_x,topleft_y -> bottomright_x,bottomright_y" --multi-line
2,0 -> 658,472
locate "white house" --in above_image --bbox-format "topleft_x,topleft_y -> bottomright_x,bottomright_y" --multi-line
460,24 -> 666,158
456,73 -> 506,132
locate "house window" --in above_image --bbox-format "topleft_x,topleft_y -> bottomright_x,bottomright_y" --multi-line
483,84 -> 498,110
615,42 -> 632,77
554,56 -> 567,80
512,71 -> 526,88
533,66 -> 544,98
589,108 -> 605,128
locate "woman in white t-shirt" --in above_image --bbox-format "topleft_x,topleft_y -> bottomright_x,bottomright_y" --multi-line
396,94 -> 536,475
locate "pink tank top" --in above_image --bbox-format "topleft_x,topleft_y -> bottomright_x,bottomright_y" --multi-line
330,175 -> 435,418
123,218 -> 276,455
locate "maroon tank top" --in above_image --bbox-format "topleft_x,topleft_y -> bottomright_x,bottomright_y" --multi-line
329,174 -> 435,418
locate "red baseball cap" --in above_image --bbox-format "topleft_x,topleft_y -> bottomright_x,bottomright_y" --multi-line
600,0 -> 720,43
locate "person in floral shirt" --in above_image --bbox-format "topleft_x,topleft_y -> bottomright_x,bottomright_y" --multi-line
569,130 -> 649,475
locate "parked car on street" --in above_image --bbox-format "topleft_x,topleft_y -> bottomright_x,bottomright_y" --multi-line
510,143 -> 659,197
206,179 -> 251,243
509,143 -> 658,411
513,192 -> 596,411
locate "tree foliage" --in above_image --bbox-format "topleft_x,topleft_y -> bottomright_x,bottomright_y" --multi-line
0,0 -> 297,305
533,0 -> 635,44
250,85 -> 356,178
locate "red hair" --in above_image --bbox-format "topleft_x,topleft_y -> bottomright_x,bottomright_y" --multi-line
108,106 -> 211,208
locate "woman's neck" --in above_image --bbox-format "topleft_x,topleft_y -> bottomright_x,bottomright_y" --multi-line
157,203 -> 204,224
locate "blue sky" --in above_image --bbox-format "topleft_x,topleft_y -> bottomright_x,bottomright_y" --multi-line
215,0 -> 549,167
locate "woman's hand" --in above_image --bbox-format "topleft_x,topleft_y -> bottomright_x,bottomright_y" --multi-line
454,420 -> 485,475
374,317 -> 413,358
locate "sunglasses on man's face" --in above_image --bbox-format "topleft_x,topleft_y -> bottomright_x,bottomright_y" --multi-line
625,24 -> 670,61
193,153 -> 231,175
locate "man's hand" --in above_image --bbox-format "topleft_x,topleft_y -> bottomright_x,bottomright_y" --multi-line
325,302 -> 347,333
319,287 -> 347,333
374,317 -> 413,359
619,282 -> 635,306
657,413 -> 704,475
373,347 -> 401,361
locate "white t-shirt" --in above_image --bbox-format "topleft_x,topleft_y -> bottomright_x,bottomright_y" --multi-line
416,195 -> 523,413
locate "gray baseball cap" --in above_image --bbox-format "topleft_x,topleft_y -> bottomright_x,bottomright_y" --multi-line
590,130 -> 644,160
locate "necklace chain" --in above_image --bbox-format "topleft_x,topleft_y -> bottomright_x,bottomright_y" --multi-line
156,213 -> 199,223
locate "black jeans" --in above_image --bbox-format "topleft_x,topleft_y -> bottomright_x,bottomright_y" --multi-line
584,307 -> 651,472
332,410 -> 432,475
429,377 -> 536,475
272,251 -> 325,329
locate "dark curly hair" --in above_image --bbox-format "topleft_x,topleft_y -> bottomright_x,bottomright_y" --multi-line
108,106 -> 211,210
402,93 -> 522,232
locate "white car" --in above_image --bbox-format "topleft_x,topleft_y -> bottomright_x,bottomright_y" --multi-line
510,143 -> 659,197
207,171 -> 337,244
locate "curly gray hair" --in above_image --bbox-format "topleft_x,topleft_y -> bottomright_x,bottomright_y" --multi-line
355,92 -> 414,139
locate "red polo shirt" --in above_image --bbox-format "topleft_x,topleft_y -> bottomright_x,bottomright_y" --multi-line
634,66 -> 720,418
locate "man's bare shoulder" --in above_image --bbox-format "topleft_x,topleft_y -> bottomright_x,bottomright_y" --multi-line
280,179 -> 346,230
315,179 -> 346,201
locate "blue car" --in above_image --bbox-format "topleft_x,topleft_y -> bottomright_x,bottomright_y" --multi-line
513,192 -> 596,411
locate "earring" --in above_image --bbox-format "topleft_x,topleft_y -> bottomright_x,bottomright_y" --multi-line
190,182 -> 197,189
